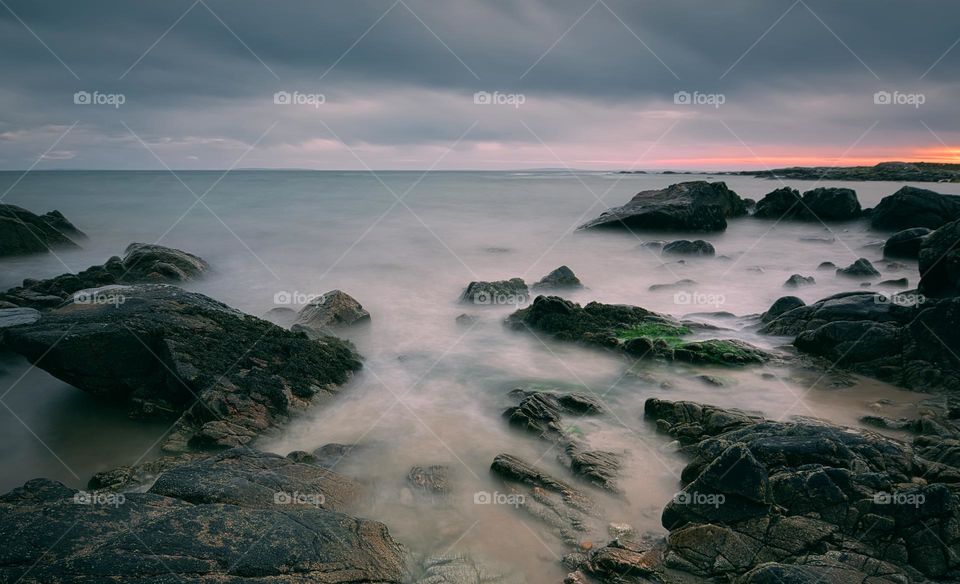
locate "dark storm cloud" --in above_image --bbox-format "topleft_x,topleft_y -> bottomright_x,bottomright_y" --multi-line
0,0 -> 958,168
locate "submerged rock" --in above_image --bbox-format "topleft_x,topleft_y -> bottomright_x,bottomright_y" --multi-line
291,289 -> 370,338
836,257 -> 881,278
407,465 -> 452,498
919,219 -> 960,298
0,204 -> 85,257
578,181 -> 747,232
532,265 -> 583,291
1,284 -> 362,452
0,450 -> 406,583
883,227 -> 931,259
871,186 -> 960,230
754,187 -> 861,221
460,278 -> 529,305
783,274 -> 815,288
1,243 -> 210,309
661,239 -> 715,256
648,279 -> 696,292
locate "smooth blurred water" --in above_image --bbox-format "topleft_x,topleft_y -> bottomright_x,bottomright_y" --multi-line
0,170 -> 948,581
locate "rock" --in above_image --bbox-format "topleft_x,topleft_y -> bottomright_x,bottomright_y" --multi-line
783,274 -> 815,288
761,296 -> 805,323
1,243 -> 210,309
0,465 -> 406,583
817,261 -> 837,270
311,443 -> 366,469
531,265 -> 582,290
883,227 -> 932,259
407,465 -> 451,497
648,279 -> 696,291
871,186 -> 960,230
0,307 -> 40,328
579,181 -> 747,232
412,554 -> 507,584
645,398 -> 960,582
836,258 -> 881,278
459,278 -> 528,306
919,219 -> 960,298
878,278 -> 909,288
291,289 -> 370,338
1,284 -> 361,452
455,313 -> 478,326
754,187 -> 861,221
0,204 -> 84,256
661,239 -> 716,256
262,306 -> 297,327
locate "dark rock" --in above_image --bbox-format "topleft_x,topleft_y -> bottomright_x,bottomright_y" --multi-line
783,274 -> 815,288
460,278 -> 529,305
761,296 -> 805,323
532,265 -> 582,290
919,219 -> 960,298
455,313 -> 478,326
579,181 -> 747,232
0,204 -> 84,256
661,239 -> 716,256
817,261 -> 837,270
648,279 -> 696,291
836,258 -> 881,278
754,187 -> 802,219
883,227 -> 932,259
754,187 -> 861,221
291,289 -> 370,338
871,186 -> 960,230
878,278 -> 909,288
1,243 -> 210,309
1,284 -> 361,452
311,443 -> 366,470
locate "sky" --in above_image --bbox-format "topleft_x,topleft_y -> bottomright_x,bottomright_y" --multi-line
0,0 -> 958,171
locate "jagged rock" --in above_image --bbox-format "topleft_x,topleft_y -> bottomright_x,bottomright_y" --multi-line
754,187 -> 861,221
836,258 -> 881,278
291,289 -> 370,338
532,266 -> 582,290
1,284 -> 361,452
1,243 -> 210,309
0,204 -> 84,256
871,186 -> 960,230
883,228 -> 932,259
753,187 -> 802,219
459,278 -> 529,305
783,274 -> 815,288
919,219 -> 960,298
662,239 -> 715,256
579,181 -> 747,232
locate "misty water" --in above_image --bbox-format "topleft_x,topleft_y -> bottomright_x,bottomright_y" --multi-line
0,170 -> 947,582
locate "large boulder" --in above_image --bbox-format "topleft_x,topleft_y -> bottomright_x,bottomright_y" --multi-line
883,227 -> 932,259
579,181 -> 747,232
531,265 -> 582,291
291,290 -> 370,338
1,243 -> 210,309
919,219 -> 960,298
0,204 -> 85,256
645,398 -> 960,582
0,450 -> 406,583
1,284 -> 361,452
871,186 -> 960,230
754,187 -> 861,221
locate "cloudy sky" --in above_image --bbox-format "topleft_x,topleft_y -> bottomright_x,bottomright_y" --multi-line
0,0 -> 958,170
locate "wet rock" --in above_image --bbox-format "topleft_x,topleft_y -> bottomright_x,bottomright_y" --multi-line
1,243 -> 210,309
871,186 -> 960,230
883,227 -> 932,259
761,296 -> 805,323
311,443 -> 366,470
0,307 -> 40,329
532,265 -> 582,290
571,538 -> 665,583
412,554 -> 508,584
836,257 -> 881,278
407,465 -> 451,497
579,181 -> 747,232
878,278 -> 909,288
783,274 -> 815,288
0,204 -> 84,256
1,284 -> 362,452
919,219 -> 960,298
459,278 -> 528,305
817,261 -> 837,270
753,187 -> 802,219
662,239 -> 715,256
291,289 -> 370,338
648,279 -> 696,292
754,187 -> 861,221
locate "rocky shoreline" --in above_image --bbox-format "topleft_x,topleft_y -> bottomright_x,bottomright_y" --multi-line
1,177 -> 960,583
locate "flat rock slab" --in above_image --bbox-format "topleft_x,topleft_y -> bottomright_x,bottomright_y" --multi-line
0,307 -> 40,328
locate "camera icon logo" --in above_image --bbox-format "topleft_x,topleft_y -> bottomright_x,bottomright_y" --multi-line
673,291 -> 692,305
74,91 -> 92,105
274,491 -> 292,505
473,491 -> 492,504
73,491 -> 93,504
473,290 -> 492,305
873,91 -> 892,105
473,91 -> 492,105
274,91 -> 292,105
273,291 -> 292,305
672,491 -> 691,505
673,91 -> 692,105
